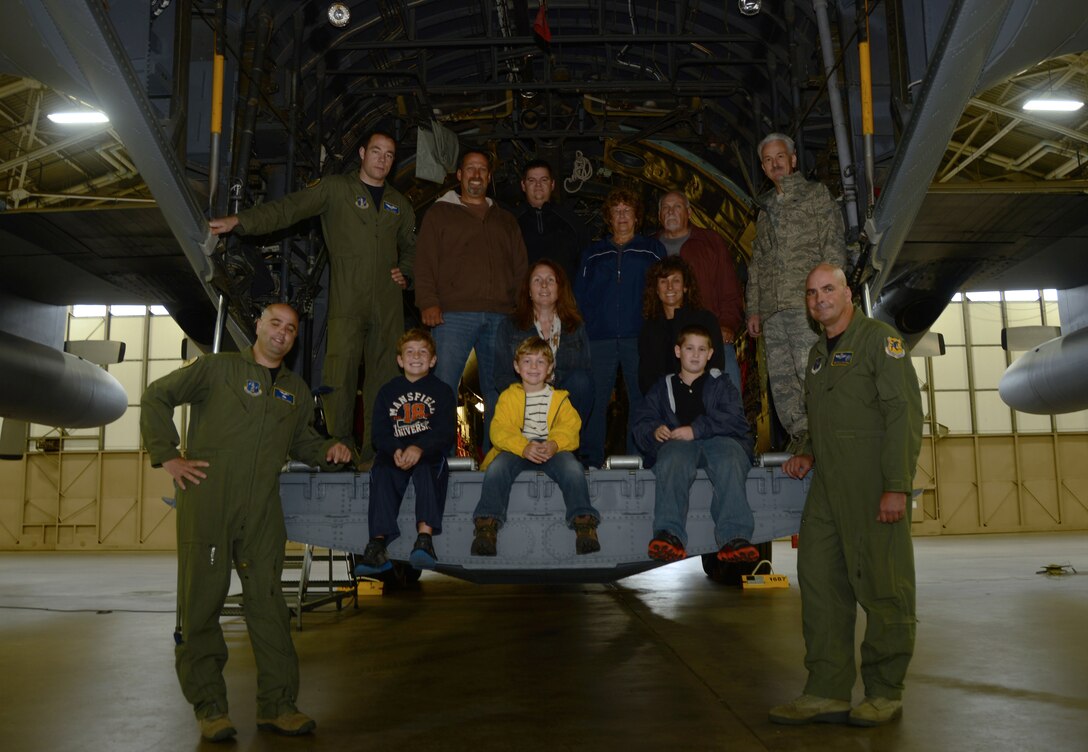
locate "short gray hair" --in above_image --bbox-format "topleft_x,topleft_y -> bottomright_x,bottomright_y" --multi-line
758,132 -> 795,157
657,190 -> 689,213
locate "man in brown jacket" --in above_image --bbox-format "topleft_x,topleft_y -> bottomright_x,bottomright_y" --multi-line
414,149 -> 528,449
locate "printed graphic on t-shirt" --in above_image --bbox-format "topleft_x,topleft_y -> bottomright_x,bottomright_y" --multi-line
388,391 -> 438,438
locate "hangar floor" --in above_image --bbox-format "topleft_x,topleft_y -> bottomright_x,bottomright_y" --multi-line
1,533 -> 1086,752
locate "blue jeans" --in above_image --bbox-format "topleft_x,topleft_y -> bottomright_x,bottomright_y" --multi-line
651,436 -> 752,546
721,343 -> 743,401
556,368 -> 593,423
368,453 -> 449,544
585,337 -> 642,467
432,311 -> 505,452
473,450 -> 599,526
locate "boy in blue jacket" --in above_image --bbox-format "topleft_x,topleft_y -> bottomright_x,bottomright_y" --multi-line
633,324 -> 757,563
356,329 -> 456,575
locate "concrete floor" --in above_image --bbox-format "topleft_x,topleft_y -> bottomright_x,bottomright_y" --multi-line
1,533 -> 1086,752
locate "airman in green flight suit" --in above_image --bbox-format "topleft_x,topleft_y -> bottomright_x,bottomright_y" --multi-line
210,131 -> 416,464
141,303 -> 352,742
773,263 -> 922,728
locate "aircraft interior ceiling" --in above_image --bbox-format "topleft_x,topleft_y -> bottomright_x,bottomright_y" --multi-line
0,0 -> 1088,418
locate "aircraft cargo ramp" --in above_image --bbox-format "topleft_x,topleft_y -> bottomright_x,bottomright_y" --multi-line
280,461 -> 809,584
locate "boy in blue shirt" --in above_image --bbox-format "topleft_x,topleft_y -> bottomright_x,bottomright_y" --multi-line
355,329 -> 456,574
633,324 -> 757,563
471,336 -> 601,556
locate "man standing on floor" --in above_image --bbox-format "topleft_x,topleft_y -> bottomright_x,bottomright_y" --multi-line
209,130 -> 416,467
657,190 -> 746,395
772,264 -> 922,728
414,148 -> 528,450
141,303 -> 352,742
517,158 -> 589,282
745,133 -> 846,451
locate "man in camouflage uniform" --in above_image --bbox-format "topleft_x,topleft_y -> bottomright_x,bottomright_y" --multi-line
745,133 -> 846,450
141,304 -> 352,741
210,131 -> 416,465
773,264 -> 922,728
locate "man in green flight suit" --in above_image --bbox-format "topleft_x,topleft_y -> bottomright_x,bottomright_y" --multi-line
210,131 -> 416,465
772,263 -> 922,728
141,303 -> 352,742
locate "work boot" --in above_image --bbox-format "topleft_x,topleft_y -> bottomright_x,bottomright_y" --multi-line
768,694 -> 851,725
257,709 -> 316,736
717,538 -> 760,563
573,515 -> 601,554
409,532 -> 438,570
199,714 -> 237,742
849,696 -> 903,727
354,538 -> 392,576
471,517 -> 498,556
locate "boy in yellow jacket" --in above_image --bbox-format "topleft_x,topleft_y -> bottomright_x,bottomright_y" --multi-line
471,336 -> 601,556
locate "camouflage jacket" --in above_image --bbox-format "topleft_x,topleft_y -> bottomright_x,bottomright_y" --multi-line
745,171 -> 846,318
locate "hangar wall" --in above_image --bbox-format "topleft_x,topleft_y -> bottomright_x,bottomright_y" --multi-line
1,296 -> 1087,551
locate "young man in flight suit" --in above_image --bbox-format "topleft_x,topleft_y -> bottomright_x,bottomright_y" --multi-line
141,303 -> 352,742
773,264 -> 922,728
210,131 -> 416,466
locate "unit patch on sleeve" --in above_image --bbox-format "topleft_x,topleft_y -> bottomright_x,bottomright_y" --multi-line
244,379 -> 262,396
273,386 -> 296,404
884,336 -> 906,359
383,200 -> 400,214
831,351 -> 853,366
355,195 -> 369,209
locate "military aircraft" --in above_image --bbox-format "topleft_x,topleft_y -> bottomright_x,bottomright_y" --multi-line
1,1 -> 1087,578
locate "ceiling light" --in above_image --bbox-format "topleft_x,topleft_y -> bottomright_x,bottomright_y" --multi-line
738,0 -> 762,15
327,3 -> 350,27
47,111 -> 109,124
1022,98 -> 1084,112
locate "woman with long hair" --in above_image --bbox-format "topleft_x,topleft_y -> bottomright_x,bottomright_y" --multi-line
494,258 -> 593,425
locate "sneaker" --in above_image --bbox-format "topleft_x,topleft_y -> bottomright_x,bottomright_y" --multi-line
199,714 -> 237,742
257,709 -> 316,736
768,694 -> 851,725
353,538 -> 392,576
717,538 -> 761,563
573,515 -> 601,554
409,532 -> 437,569
471,517 -> 498,556
849,696 -> 903,727
647,531 -> 686,562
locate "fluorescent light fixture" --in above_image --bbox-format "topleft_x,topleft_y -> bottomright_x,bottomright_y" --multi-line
1022,98 -> 1083,112
47,110 -> 109,124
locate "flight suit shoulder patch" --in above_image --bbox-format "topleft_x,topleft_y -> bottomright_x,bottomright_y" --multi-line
244,379 -> 262,396
273,386 -> 296,404
811,356 -> 824,374
355,195 -> 369,209
884,336 -> 906,359
383,200 -> 400,214
831,351 -> 853,366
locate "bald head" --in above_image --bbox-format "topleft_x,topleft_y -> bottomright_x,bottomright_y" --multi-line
805,264 -> 853,336
253,303 -> 300,367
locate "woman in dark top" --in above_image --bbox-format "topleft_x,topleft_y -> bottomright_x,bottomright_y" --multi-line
494,258 -> 593,421
638,256 -> 726,394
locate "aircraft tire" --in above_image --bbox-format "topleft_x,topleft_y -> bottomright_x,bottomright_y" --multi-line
701,540 -> 773,586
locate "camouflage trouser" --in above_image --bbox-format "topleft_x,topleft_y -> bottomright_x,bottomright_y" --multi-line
763,308 -> 817,438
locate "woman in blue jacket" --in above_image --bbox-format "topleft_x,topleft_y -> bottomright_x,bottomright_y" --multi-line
574,188 -> 666,468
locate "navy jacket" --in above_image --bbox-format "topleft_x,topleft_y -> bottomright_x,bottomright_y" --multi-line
633,371 -> 752,468
574,234 -> 666,340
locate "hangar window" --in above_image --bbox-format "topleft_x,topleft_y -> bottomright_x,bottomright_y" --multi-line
922,289 -> 1088,435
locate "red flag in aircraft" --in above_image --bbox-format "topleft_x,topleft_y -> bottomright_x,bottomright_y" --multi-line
533,2 -> 552,46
